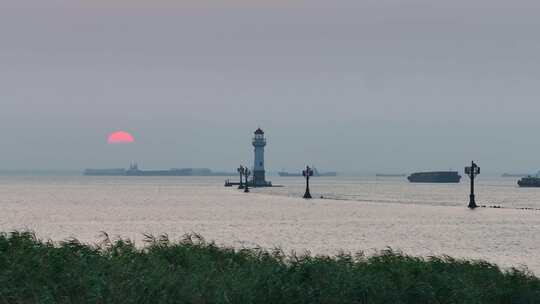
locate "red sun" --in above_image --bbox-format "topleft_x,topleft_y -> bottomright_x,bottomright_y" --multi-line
108,131 -> 135,144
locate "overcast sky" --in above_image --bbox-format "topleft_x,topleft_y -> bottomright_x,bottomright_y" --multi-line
1,0 -> 540,173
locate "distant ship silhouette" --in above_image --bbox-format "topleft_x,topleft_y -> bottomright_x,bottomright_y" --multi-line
407,171 -> 461,183
84,163 -> 235,177
278,167 -> 337,177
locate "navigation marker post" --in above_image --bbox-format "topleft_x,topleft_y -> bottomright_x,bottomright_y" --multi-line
303,166 -> 314,199
237,166 -> 244,189
243,167 -> 251,193
465,161 -> 480,209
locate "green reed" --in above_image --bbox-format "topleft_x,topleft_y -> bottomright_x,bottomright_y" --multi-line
0,231 -> 539,304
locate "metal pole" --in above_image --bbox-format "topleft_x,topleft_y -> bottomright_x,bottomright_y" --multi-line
244,168 -> 250,193
303,166 -> 312,199
238,166 -> 244,189
468,161 -> 477,209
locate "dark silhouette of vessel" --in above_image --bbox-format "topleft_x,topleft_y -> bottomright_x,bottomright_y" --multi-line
518,176 -> 540,187
84,163 -> 235,177
278,167 -> 337,177
83,168 -> 127,176
407,171 -> 461,183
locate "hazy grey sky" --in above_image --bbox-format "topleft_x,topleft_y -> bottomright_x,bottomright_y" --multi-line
2,0 -> 540,173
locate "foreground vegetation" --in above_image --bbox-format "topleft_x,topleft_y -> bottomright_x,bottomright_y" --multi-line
0,231 -> 539,304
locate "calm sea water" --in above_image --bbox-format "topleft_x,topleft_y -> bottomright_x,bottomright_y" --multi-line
1,175 -> 539,272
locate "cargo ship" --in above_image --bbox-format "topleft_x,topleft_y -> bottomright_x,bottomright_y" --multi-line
278,167 -> 337,177
518,176 -> 540,187
407,171 -> 461,183
84,163 -> 235,177
83,168 -> 127,176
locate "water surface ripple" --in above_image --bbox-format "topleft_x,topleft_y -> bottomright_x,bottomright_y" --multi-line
1,175 -> 539,273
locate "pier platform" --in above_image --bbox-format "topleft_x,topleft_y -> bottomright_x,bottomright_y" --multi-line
224,180 -> 281,188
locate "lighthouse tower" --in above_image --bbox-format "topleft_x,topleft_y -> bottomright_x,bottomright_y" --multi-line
252,128 -> 267,187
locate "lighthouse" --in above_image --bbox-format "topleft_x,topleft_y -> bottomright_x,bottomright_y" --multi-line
252,128 -> 267,187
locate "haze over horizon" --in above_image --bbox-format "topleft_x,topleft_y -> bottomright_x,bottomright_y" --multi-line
2,0 -> 540,173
